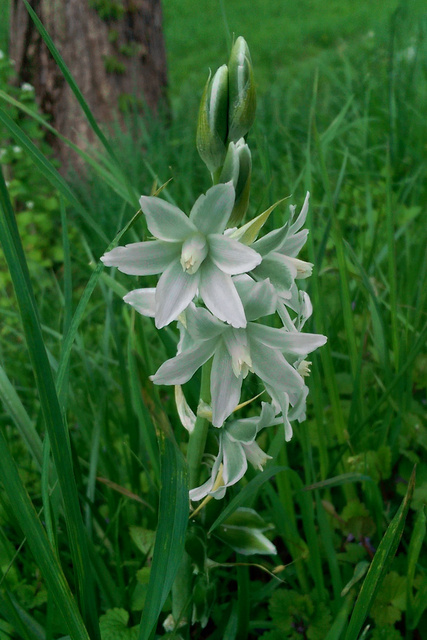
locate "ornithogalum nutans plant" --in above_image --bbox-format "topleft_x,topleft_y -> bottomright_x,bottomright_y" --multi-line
101,35 -> 326,629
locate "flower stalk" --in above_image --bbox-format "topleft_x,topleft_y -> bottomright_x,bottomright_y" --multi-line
187,359 -> 212,489
101,34 -> 327,632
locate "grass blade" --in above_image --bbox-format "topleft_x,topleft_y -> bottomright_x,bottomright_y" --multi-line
344,467 -> 416,640
0,106 -> 108,243
0,429 -> 90,640
0,364 -> 43,468
138,426 -> 189,640
0,168 -> 100,639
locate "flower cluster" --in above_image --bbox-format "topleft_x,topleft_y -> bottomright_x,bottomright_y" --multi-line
101,36 -> 326,502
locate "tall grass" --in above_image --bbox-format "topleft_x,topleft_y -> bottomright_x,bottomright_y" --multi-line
0,0 -> 426,638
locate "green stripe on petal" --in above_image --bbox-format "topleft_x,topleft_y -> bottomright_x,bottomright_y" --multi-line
208,233 -> 261,275
251,253 -> 296,296
140,195 -> 197,242
189,183 -> 235,235
199,260 -> 246,328
155,259 -> 200,328
235,278 -> 277,321
185,305 -> 227,342
101,240 -> 180,275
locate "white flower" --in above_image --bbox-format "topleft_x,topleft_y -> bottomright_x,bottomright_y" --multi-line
101,183 -> 261,329
150,277 -> 327,428
189,403 -> 281,501
26,201 -> 34,210
249,192 -> 312,298
13,146 -> 22,154
21,82 -> 34,92
0,51 -> 4,60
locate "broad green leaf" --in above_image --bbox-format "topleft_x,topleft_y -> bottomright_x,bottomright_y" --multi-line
99,609 -> 138,640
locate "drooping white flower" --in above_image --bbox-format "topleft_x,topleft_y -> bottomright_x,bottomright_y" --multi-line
189,403 -> 281,502
101,183 -> 261,329
150,277 -> 327,429
249,192 -> 312,299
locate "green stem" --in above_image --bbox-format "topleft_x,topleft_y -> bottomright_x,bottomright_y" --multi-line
187,359 -> 212,489
172,360 -> 213,629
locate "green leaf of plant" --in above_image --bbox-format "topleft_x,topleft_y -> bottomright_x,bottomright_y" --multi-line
99,609 -> 139,640
208,466 -> 287,533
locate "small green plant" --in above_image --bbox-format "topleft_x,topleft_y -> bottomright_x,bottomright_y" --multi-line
90,0 -> 125,21
103,54 -> 126,74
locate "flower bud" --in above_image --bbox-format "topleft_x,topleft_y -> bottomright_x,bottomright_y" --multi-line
196,65 -> 229,173
227,36 -> 256,141
219,139 -> 252,226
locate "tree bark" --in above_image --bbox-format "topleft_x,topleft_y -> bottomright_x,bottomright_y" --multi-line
10,0 -> 168,167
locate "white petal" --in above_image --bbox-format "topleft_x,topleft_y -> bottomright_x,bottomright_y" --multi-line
140,195 -> 196,242
251,224 -> 289,257
235,278 -> 277,321
280,229 -> 308,257
155,259 -> 200,328
199,260 -> 246,328
151,338 -> 218,385
189,449 -> 222,502
252,254 -> 296,295
208,234 -> 261,275
175,385 -> 196,433
211,340 -> 243,427
189,183 -> 235,235
101,241 -> 180,275
249,340 -> 304,396
185,305 -> 226,341
242,441 -> 271,471
289,191 -> 309,235
123,288 -> 156,317
264,386 -> 293,441
247,323 -> 327,356
226,418 -> 258,443
221,432 -> 247,486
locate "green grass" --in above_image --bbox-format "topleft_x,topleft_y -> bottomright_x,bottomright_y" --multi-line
0,0 -> 426,638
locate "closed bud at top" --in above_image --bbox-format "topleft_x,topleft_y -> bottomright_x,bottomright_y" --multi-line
219,138 -> 252,226
196,65 -> 229,173
227,37 -> 256,141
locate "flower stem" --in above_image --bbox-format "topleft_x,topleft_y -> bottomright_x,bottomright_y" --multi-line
187,359 -> 212,489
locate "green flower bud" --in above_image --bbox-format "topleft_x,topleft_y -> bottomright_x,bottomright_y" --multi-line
219,138 -> 252,226
227,36 -> 256,141
196,64 -> 229,173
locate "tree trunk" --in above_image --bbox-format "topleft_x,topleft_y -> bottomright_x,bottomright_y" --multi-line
10,0 -> 168,167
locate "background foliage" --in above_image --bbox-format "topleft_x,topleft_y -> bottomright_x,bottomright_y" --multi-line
0,0 -> 426,638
